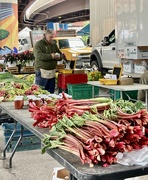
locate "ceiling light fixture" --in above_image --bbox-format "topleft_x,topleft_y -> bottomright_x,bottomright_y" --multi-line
26,0 -> 55,19
26,0 -> 66,20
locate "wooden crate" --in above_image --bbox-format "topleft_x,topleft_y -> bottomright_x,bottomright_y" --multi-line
7,67 -> 18,73
23,66 -> 34,73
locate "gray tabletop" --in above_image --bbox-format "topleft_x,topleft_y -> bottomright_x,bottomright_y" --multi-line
87,81 -> 148,91
0,101 -> 148,180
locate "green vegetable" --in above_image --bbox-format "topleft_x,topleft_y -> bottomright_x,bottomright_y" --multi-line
103,99 -> 146,119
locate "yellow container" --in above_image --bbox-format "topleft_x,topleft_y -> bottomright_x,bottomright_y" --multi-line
59,69 -> 73,74
99,64 -> 122,85
99,78 -> 117,85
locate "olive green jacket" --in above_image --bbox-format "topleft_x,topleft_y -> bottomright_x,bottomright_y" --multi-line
33,38 -> 62,71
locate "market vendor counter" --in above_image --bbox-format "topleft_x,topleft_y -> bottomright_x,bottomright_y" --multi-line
87,81 -> 148,109
0,102 -> 148,180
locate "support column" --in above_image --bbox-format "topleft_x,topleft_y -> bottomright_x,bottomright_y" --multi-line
0,0 -> 18,56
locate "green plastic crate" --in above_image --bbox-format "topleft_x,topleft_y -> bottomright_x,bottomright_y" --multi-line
67,83 -> 99,100
110,90 -> 138,101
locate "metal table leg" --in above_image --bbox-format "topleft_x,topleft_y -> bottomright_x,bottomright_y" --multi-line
120,91 -> 123,99
114,90 -> 116,100
92,85 -> 94,98
9,124 -> 24,168
70,174 -> 77,180
3,120 -> 17,159
3,121 -> 24,168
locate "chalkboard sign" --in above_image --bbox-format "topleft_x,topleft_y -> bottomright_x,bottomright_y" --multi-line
113,66 -> 122,79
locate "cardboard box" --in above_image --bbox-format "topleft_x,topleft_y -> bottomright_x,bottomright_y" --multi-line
134,64 -> 146,74
122,60 -> 134,73
52,167 -> 69,180
118,77 -> 133,85
134,59 -> 147,74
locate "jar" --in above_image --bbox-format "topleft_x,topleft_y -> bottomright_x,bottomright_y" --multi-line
14,97 -> 24,109
33,98 -> 41,107
27,95 -> 36,104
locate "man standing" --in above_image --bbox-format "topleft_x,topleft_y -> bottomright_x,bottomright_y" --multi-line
33,29 -> 63,93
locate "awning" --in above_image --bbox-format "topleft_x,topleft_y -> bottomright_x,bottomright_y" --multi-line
18,27 -> 32,38
77,23 -> 90,35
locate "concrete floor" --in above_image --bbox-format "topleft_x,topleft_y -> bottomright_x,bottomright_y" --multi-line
0,125 -> 62,180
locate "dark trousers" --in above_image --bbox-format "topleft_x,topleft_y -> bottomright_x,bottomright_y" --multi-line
35,71 -> 55,93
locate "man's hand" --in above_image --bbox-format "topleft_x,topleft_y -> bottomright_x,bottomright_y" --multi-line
52,53 -> 60,60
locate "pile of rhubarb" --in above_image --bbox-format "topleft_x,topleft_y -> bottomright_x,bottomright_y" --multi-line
29,93 -> 148,167
29,92 -> 112,128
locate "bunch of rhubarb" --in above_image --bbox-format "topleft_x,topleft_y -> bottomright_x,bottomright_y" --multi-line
29,92 -> 112,128
42,109 -> 148,167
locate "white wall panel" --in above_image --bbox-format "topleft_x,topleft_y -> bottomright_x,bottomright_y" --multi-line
90,0 -> 115,47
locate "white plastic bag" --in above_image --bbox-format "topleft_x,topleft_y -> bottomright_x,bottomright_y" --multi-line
116,146 -> 148,166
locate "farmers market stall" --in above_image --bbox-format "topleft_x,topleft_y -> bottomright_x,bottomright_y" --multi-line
0,101 -> 148,180
87,81 -> 148,110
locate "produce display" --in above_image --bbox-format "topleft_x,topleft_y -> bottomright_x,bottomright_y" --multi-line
0,73 -> 49,101
28,92 -> 148,167
14,74 -> 35,84
1,72 -> 148,168
87,70 -> 103,81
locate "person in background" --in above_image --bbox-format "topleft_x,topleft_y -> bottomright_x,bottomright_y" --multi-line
33,29 -> 63,93
137,70 -> 148,101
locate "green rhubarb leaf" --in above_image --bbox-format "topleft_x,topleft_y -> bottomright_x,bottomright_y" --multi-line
50,126 -> 57,134
42,137 -> 64,153
134,101 -> 145,111
50,128 -> 66,138
71,114 -> 85,127
41,147 -> 46,154
59,116 -> 75,128
50,140 -> 63,148
54,120 -> 65,130
42,134 -> 51,145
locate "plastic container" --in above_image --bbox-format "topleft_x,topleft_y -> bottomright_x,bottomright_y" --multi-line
109,90 -> 138,101
33,97 -> 41,107
59,69 -> 73,74
67,83 -> 99,99
4,136 -> 41,152
58,73 -> 88,89
14,96 -> 24,109
99,64 -> 122,85
99,78 -> 118,85
2,123 -> 34,137
0,113 -> 14,124
2,123 -> 41,152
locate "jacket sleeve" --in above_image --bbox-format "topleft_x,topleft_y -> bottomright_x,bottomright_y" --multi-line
54,44 -> 63,61
34,41 -> 53,62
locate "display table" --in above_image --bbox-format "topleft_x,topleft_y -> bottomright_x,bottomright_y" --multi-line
0,102 -> 148,180
87,81 -> 148,109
